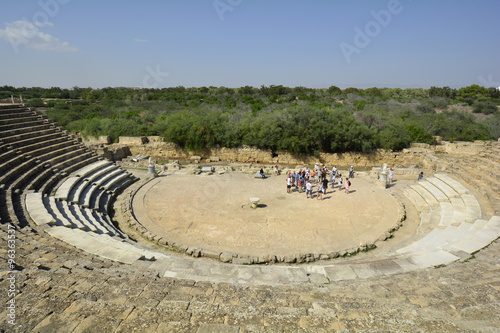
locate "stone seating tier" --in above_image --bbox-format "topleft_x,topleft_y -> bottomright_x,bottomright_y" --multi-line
63,164 -> 116,200
0,127 -> 58,144
0,123 -> 54,138
101,177 -> 136,213
0,115 -> 43,127
0,108 -> 34,116
0,108 -> 37,118
0,119 -> 49,133
447,163 -> 500,215
0,131 -> 65,151
84,172 -> 131,209
12,136 -> 75,156
26,148 -> 92,191
38,155 -> 100,196
1,146 -> 87,191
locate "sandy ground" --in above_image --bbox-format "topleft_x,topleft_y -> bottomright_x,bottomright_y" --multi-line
132,170 -> 402,258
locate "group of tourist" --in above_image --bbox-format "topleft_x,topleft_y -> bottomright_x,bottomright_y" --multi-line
283,163 -> 353,200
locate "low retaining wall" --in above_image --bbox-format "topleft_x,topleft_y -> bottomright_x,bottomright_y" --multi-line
80,135 -> 492,169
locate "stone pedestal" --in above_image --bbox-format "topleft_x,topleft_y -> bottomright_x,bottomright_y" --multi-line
250,197 -> 260,209
148,165 -> 157,177
378,163 -> 388,188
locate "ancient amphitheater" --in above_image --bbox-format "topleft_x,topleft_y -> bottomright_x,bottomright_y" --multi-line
1,104 -> 499,332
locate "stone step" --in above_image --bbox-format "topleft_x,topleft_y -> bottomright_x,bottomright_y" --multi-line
99,213 -> 127,238
45,226 -> 157,264
81,170 -> 126,207
70,204 -> 99,233
434,173 -> 469,194
83,164 -> 117,182
15,136 -> 72,156
89,210 -> 116,235
25,192 -> 56,226
4,131 -> 64,150
0,115 -> 40,126
83,207 -> 109,234
403,188 -> 428,211
449,230 -> 499,254
27,148 -> 90,191
419,181 -> 448,202
69,178 -> 89,204
410,184 -> 439,206
427,177 -> 459,199
74,159 -> 113,178
0,128 -> 57,144
438,201 -> 456,228
449,197 -> 466,225
47,197 -> 73,228
81,184 -> 99,208
0,123 -> 53,138
39,155 -> 100,196
410,250 -> 460,268
59,200 -> 87,230
462,193 -> 482,222
0,119 -> 47,132
436,223 -> 474,250
396,228 -> 444,255
54,176 -> 80,201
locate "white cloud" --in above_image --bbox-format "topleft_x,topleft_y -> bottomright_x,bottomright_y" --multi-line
0,20 -> 78,52
133,38 -> 147,43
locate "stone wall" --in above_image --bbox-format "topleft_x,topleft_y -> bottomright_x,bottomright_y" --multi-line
81,135 -> 492,169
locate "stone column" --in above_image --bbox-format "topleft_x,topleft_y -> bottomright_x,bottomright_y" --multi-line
378,163 -> 388,188
148,158 -> 157,177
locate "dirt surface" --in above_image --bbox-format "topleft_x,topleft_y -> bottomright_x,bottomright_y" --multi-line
132,171 -> 401,258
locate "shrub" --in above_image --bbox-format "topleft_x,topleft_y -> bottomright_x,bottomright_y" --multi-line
29,98 -> 44,107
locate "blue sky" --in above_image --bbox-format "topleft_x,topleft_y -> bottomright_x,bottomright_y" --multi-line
1,0 -> 499,89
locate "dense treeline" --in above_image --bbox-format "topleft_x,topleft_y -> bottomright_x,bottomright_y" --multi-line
2,84 -> 499,155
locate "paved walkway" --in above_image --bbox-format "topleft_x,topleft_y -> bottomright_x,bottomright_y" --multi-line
1,223 -> 499,332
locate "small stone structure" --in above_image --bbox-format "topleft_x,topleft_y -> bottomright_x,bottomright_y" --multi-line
378,163 -> 388,188
201,166 -> 213,173
147,157 -> 157,177
250,197 -> 260,208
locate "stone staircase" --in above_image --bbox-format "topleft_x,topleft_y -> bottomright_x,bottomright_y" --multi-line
0,104 -> 146,265
443,141 -> 500,215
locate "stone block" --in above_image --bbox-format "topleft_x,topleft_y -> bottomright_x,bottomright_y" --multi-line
201,249 -> 221,259
219,252 -> 235,263
232,258 -> 252,265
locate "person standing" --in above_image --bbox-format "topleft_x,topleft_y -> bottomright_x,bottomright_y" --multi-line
274,165 -> 279,176
306,180 -> 312,198
345,177 -> 350,193
286,174 -> 292,193
298,174 -> 303,193
317,183 -> 323,200
322,177 -> 328,194
349,166 -> 354,178
338,174 -> 343,191
389,168 -> 394,184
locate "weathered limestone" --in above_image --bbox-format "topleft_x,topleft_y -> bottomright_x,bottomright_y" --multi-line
250,197 -> 260,208
378,163 -> 388,188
